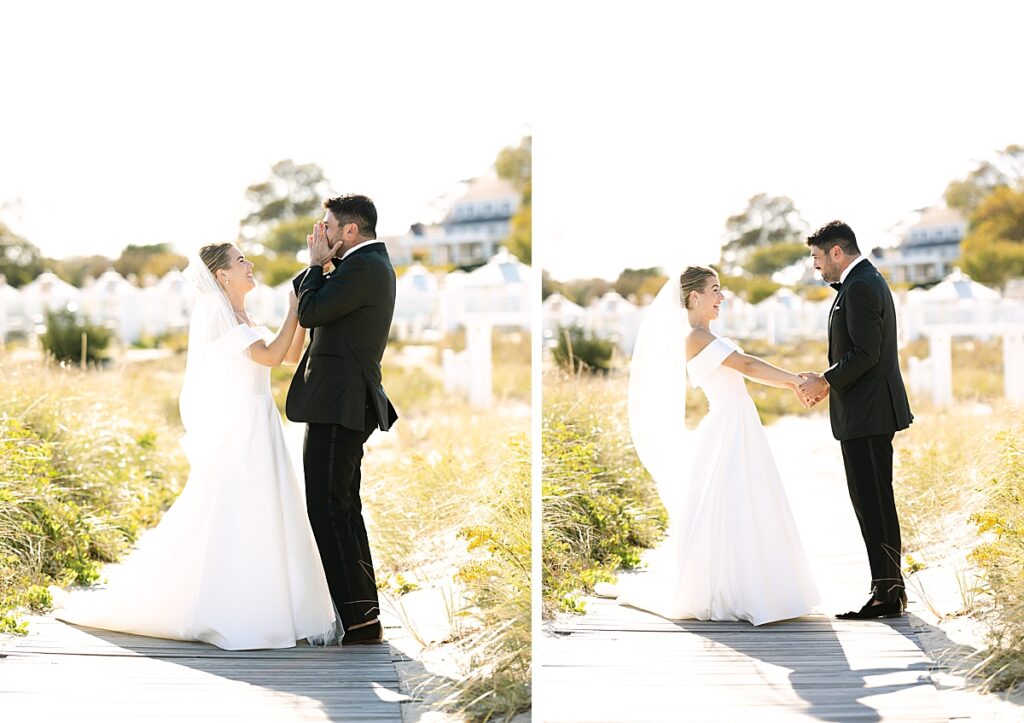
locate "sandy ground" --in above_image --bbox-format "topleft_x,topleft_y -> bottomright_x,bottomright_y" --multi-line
766,415 -> 1024,721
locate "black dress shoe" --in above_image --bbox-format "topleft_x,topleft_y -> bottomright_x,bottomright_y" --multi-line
342,620 -> 383,646
836,597 -> 905,620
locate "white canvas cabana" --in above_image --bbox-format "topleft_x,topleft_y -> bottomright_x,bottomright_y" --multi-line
140,269 -> 194,338
900,269 -> 1012,341
81,270 -> 142,342
441,248 -> 531,331
541,293 -> 586,343
0,276 -> 25,342
586,291 -> 640,353
394,263 -> 441,340
20,272 -> 81,331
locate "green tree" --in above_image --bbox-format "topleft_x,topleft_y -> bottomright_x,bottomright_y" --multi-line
745,242 -> 809,276
560,277 -> 613,308
113,244 -> 187,280
721,194 -> 806,275
496,136 -> 531,264
248,252 -> 306,287
261,214 -> 322,256
613,267 -> 667,303
240,160 -> 331,248
718,272 -> 780,305
945,145 -> 1024,215
40,309 -> 112,365
48,255 -> 116,287
542,270 -> 563,300
0,222 -> 44,287
959,186 -> 1024,287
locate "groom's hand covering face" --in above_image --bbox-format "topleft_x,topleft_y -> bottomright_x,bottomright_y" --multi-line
308,220 -> 344,267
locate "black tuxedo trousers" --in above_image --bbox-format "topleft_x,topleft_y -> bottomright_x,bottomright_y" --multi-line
840,433 -> 904,602
302,401 -> 379,630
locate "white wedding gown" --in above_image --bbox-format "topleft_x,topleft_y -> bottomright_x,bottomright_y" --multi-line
52,324 -> 338,650
617,337 -> 820,625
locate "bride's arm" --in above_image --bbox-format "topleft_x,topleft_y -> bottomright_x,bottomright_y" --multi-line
248,292 -> 301,367
721,352 -> 801,389
283,323 -> 306,365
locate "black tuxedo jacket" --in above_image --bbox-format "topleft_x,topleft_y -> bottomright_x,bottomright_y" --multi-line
285,243 -> 398,432
823,259 -> 913,441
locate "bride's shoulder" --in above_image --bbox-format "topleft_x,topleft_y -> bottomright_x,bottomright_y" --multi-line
685,328 -> 717,361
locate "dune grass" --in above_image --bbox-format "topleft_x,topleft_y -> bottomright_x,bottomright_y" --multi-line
2,338 -> 533,718
0,355 -> 188,634
542,368 -> 666,616
894,402 -> 1024,693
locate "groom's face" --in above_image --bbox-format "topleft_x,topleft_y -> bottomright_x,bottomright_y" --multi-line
324,211 -> 356,254
810,245 -> 841,283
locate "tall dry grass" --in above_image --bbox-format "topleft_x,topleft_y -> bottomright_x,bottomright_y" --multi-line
895,395 -> 1024,694
0,355 -> 188,633
359,335 -> 531,721
542,368 -> 666,616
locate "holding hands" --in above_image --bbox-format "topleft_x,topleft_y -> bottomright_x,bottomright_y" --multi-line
796,372 -> 829,408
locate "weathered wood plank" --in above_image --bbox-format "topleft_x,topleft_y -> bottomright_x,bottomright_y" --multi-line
0,614 -> 405,722
538,420 -> 952,722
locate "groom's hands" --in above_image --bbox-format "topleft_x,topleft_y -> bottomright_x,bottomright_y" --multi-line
797,372 -> 829,408
308,221 -> 344,267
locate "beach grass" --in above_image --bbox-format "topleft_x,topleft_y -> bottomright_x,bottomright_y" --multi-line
0,354 -> 188,633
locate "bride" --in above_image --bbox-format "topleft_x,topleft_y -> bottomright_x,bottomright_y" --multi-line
52,243 -> 340,650
606,265 -> 820,625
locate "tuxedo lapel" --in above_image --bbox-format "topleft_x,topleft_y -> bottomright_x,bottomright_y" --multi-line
827,288 -> 843,362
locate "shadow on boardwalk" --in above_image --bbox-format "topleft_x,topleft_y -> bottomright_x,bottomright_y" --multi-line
679,615 -> 936,722
0,615 -> 408,722
542,597 -> 948,722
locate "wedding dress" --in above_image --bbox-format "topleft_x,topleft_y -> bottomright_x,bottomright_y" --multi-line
617,278 -> 819,626
52,257 -> 339,650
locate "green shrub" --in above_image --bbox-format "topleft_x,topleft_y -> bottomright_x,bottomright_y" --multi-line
551,326 -> 615,374
542,371 -> 666,615
40,309 -> 112,365
0,358 -> 187,632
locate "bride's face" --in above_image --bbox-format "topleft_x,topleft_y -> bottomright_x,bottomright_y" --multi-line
692,276 -> 724,319
217,246 -> 256,294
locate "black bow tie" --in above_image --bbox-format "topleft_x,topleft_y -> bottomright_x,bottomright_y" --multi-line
830,282 -> 843,291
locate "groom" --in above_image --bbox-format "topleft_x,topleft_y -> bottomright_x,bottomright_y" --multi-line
798,221 -> 913,620
287,194 -> 398,645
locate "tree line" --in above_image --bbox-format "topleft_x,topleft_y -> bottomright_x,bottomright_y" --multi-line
545,143 -> 1024,307
0,137 -> 532,288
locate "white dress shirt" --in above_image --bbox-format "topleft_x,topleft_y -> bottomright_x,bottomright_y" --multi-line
340,239 -> 385,261
839,254 -> 868,284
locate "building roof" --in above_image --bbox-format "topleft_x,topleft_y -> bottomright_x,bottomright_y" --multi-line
450,248 -> 529,287
542,292 -> 585,315
910,205 -> 967,230
456,176 -> 518,203
920,268 -> 1000,301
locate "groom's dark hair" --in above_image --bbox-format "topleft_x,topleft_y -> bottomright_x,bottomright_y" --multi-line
806,220 -> 859,256
324,194 -> 377,239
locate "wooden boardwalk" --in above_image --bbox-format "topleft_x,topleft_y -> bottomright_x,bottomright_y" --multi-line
0,615 -> 405,721
543,600 -> 946,722
539,417 -> 952,722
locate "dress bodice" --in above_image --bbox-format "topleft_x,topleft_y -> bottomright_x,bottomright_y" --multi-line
686,337 -> 750,410
215,323 -> 273,397
243,325 -> 272,395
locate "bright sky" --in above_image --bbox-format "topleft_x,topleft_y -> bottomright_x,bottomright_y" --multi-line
4,3 -> 1023,276
534,2 -> 1024,280
0,1 -> 530,259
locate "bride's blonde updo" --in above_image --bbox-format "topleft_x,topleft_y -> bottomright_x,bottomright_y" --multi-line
679,266 -> 718,309
199,243 -> 234,277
